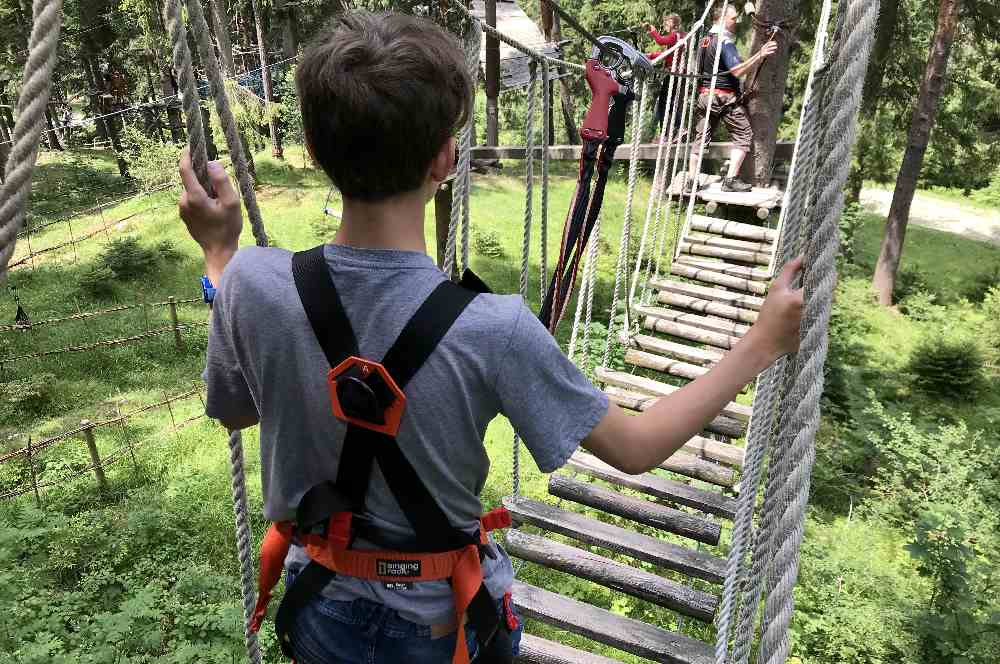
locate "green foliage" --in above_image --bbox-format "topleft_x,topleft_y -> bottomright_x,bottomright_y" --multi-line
971,167 -> 1000,208
906,331 -> 985,399
983,286 -> 1000,361
472,228 -> 506,259
895,264 -> 936,303
0,373 -> 56,418
120,125 -> 182,191
97,237 -> 164,280
961,265 -> 1000,304
838,201 -> 864,266
77,263 -> 117,298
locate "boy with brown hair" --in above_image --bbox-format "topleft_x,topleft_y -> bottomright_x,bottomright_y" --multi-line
178,10 -> 803,664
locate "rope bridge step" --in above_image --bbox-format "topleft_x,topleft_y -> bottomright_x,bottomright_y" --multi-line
506,529 -> 719,621
511,581 -> 714,664
605,386 -> 747,438
658,451 -> 736,488
596,368 -> 751,422
548,474 -> 722,545
650,279 -> 764,311
566,452 -> 738,521
668,262 -> 769,296
684,232 -> 774,254
636,304 -> 751,337
504,495 -> 726,582
625,348 -> 712,382
642,317 -> 742,350
622,332 -> 725,367
689,215 -> 778,243
515,633 -> 625,664
655,291 -> 759,323
674,257 -> 772,282
677,242 -> 772,267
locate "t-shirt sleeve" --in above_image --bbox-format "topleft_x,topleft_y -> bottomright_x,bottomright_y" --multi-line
494,302 -> 609,473
203,261 -> 258,423
721,42 -> 743,71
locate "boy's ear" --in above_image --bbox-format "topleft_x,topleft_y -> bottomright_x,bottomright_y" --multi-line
428,136 -> 457,184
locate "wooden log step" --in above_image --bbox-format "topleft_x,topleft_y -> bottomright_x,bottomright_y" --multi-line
512,581 -> 715,664
567,452 -> 739,521
626,348 -> 709,382
597,367 -> 752,422
685,231 -> 773,254
659,451 -> 736,487
675,256 -> 772,281
505,496 -> 727,582
548,474 -> 722,545
657,291 -> 759,324
637,304 -> 751,336
690,214 -> 777,242
604,386 -> 747,439
669,262 -> 768,296
643,317 -> 742,350
682,435 -> 745,469
679,242 -> 772,267
506,529 -> 719,622
651,279 -> 764,311
516,633 -> 625,664
623,331 -> 724,366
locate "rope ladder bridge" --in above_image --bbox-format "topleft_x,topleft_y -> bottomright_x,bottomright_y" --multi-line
0,0 -> 877,663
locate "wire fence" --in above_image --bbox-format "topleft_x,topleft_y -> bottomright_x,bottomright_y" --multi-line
1,296 -> 199,333
0,385 -> 209,504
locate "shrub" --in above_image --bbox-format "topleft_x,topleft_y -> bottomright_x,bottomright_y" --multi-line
971,167 -> 1000,208
0,373 -> 56,417
120,125 -> 182,191
898,290 -> 945,322
78,263 -> 116,298
472,228 -> 506,259
838,201 -> 864,266
97,237 -> 161,280
984,286 -> 1000,361
895,264 -> 935,302
961,265 -> 1000,304
905,331 -> 984,399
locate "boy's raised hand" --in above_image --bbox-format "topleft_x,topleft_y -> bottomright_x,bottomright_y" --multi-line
748,255 -> 805,360
178,147 -> 243,259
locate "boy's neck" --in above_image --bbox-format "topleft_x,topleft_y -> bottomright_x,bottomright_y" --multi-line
333,190 -> 429,254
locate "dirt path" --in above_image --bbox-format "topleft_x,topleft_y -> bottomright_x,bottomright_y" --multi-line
861,188 -> 1000,246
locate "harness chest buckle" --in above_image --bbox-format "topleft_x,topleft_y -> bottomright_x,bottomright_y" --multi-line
328,356 -> 407,436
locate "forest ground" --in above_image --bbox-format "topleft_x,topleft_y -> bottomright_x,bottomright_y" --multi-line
861,185 -> 1000,246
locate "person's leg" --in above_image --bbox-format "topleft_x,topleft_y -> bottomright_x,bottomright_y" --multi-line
654,82 -> 668,133
286,596 -> 384,664
720,102 -> 754,192
687,92 -> 715,191
727,147 -> 748,178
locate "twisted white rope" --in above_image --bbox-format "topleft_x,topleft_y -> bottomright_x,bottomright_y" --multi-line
228,429 -> 263,664
164,0 -> 210,191
0,0 -> 63,277
540,63 -> 551,304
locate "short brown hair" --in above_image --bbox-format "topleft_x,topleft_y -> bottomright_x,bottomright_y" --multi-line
296,11 -> 472,201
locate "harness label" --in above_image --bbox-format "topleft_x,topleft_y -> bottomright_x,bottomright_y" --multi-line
377,559 -> 422,577
383,582 -> 414,591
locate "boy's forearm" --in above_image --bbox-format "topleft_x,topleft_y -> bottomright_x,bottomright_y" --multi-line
204,246 -> 237,288
631,329 -> 775,470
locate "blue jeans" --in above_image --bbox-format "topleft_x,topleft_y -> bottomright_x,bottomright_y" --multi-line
284,567 -> 523,663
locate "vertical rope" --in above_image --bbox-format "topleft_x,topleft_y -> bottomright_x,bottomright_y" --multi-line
0,0 -> 63,276
622,79 -> 650,313
540,63 -> 551,304
184,0 -> 268,247
520,63 -> 537,299
164,0 -> 210,192
228,430 -> 263,664
445,21 -> 480,278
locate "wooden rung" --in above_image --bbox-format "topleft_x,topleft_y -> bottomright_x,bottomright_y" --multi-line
567,452 -> 738,521
685,231 -> 773,254
626,348 -> 709,382
505,495 -> 727,582
675,256 -> 772,281
597,367 -> 752,422
643,317 -> 742,350
549,474 -> 721,545
669,262 -> 768,296
657,291 -> 759,323
660,451 -> 736,487
506,529 -> 719,622
516,633 -> 626,664
690,214 -> 777,242
637,304 -> 751,336
679,242 -> 772,266
652,279 -> 764,311
623,331 -> 724,366
512,581 -> 715,664
603,386 -> 748,439
682,435 -> 745,469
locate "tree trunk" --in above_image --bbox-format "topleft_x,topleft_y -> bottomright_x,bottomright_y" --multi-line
44,105 -> 63,150
872,0 -> 961,305
208,0 -> 237,76
862,0 -> 901,113
742,0 -> 799,187
275,0 -> 298,61
0,114 -> 10,183
249,0 -> 283,159
160,64 -> 186,142
540,2 -> 578,144
485,0 -> 501,146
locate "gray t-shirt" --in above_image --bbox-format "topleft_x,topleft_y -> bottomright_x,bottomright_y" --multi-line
204,244 -> 608,625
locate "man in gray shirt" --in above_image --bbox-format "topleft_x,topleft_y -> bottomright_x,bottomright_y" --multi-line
179,10 -> 803,664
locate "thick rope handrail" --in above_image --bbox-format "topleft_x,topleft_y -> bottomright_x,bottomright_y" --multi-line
449,0 -> 584,72
0,0 -> 63,278
228,429 -> 263,664
164,0 -> 210,192
540,63 -> 551,304
460,24 -> 480,274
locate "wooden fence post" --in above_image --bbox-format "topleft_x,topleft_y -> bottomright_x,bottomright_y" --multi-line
81,420 -> 108,492
168,296 -> 182,350
26,436 -> 41,508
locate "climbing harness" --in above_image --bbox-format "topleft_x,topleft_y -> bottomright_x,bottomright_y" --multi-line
10,284 -> 30,327
249,246 -> 516,664
538,36 -> 651,333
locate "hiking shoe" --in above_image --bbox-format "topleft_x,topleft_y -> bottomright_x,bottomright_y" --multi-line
721,177 -> 753,193
682,176 -> 699,194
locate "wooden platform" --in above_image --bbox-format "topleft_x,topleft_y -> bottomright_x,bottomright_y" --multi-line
471,141 -> 795,163
471,0 -> 566,89
697,182 -> 784,219
509,204 -> 781,663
